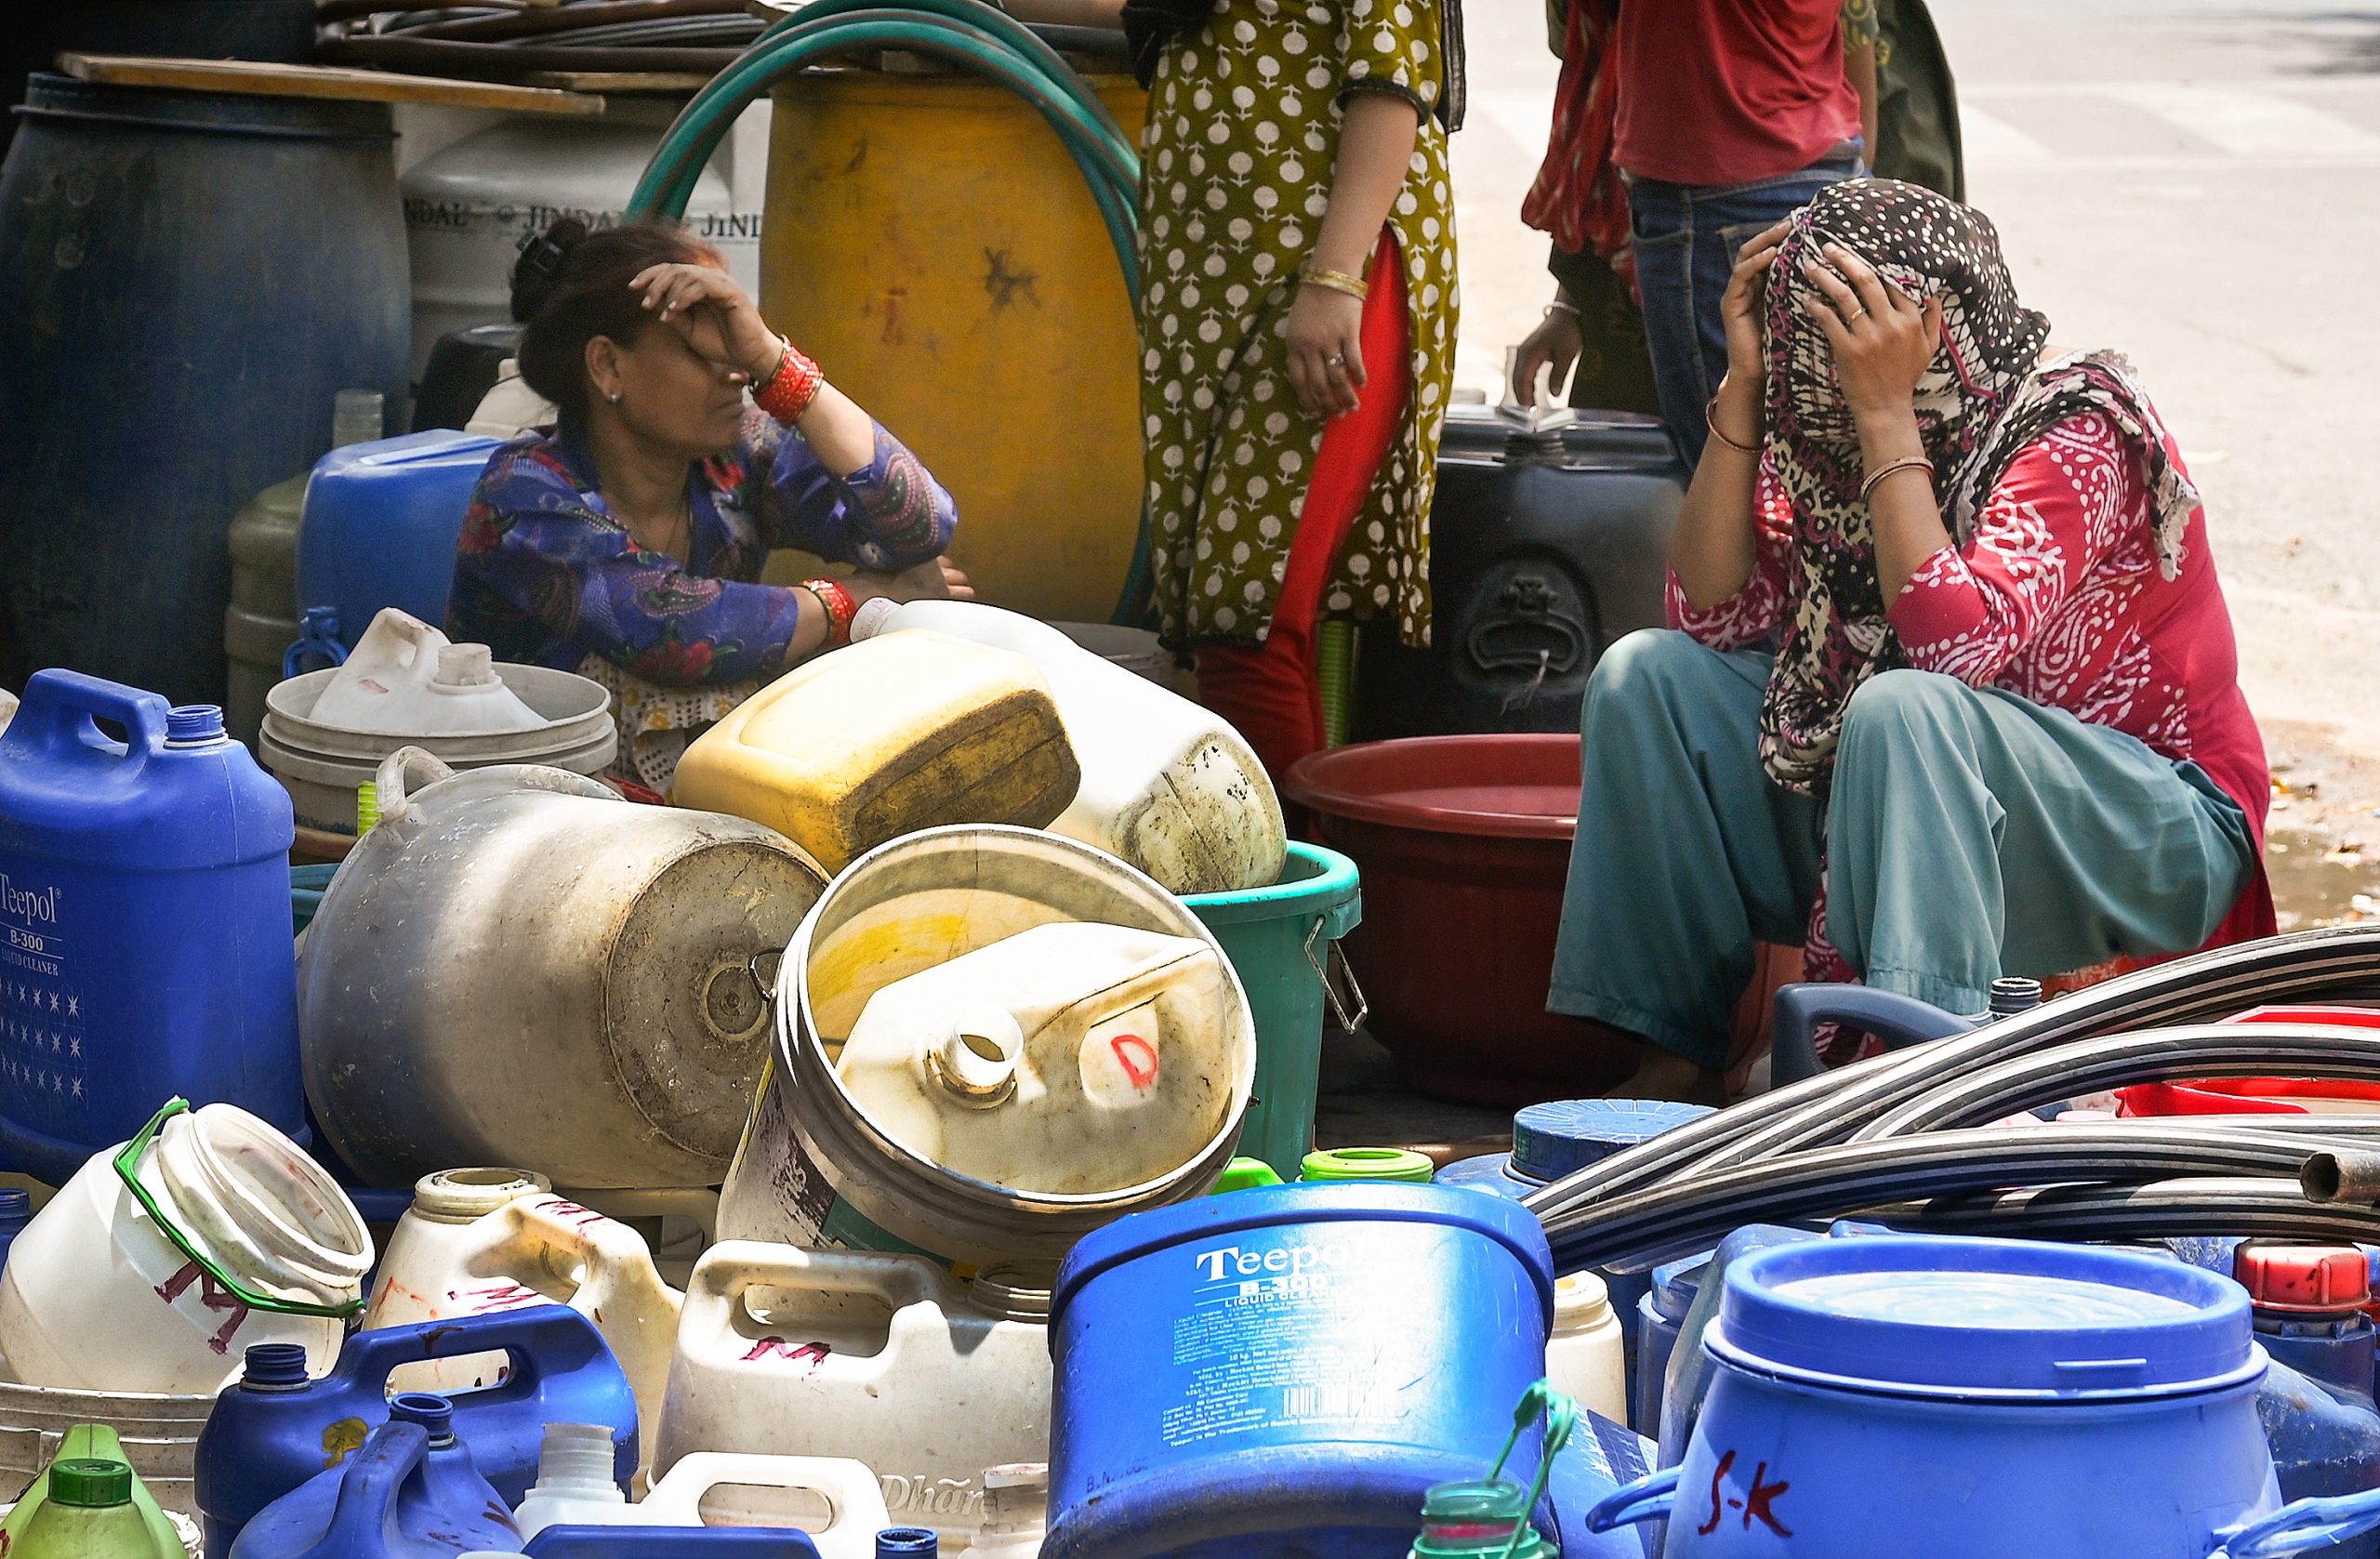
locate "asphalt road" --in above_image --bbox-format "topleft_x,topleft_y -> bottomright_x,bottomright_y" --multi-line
1448,0 -> 2380,917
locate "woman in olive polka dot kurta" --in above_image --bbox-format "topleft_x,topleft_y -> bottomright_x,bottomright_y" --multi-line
1136,0 -> 1459,660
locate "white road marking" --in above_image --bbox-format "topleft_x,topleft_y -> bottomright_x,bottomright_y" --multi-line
1959,104 -> 2058,165
2100,81 -> 2380,159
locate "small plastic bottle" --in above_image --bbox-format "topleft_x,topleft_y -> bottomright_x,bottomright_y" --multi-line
12,1459 -> 180,1559
1543,1272 -> 1627,1424
512,1423 -> 643,1539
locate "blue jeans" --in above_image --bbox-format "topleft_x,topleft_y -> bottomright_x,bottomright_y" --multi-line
1628,156 -> 1860,467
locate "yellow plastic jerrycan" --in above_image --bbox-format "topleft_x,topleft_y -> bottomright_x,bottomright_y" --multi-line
672,631 -> 1081,874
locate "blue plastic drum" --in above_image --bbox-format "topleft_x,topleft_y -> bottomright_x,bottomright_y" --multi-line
1591,1235 -> 2380,1557
1042,1183 -> 1555,1559
295,430 -> 501,652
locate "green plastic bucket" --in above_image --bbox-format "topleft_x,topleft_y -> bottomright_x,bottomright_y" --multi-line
1182,842 -> 1362,1182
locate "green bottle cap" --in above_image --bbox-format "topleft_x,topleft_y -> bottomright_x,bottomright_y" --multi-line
1301,1146 -> 1435,1184
1408,1478 -> 1554,1558
1214,1156 -> 1285,1194
49,1460 -> 133,1509
355,781 -> 380,834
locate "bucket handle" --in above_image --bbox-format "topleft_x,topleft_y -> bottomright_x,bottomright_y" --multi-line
1581,1467 -> 1679,1533
2220,1489 -> 2380,1558
1305,919 -> 1368,1033
112,1099 -> 365,1319
372,746 -> 457,826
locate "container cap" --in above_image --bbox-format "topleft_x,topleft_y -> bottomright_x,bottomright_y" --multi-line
390,1393 -> 456,1443
165,705 -> 226,745
1510,1100 -> 1713,1183
877,1529 -> 939,1556
2234,1241 -> 2372,1315
1302,1146 -> 1435,1184
1712,1235 -> 2259,1401
1408,1478 -> 1555,1557
242,1342 -> 311,1387
411,1167 -> 552,1222
49,1460 -> 133,1508
1650,1256 -> 1709,1321
1552,1270 -> 1611,1328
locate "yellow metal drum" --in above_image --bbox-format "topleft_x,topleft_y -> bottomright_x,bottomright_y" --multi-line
760,68 -> 1147,622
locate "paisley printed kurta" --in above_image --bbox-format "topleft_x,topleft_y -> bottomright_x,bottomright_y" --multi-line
1139,0 -> 1459,648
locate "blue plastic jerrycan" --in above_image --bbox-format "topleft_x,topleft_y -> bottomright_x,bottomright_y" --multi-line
229,1394 -> 520,1559
523,1528 -> 821,1558
294,430 -> 501,654
0,673 -> 302,1184
196,1309 -> 637,1559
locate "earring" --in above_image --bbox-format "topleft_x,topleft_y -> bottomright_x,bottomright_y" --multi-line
607,390 -> 621,404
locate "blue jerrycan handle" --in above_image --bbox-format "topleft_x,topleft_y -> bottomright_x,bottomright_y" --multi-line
527,1526 -> 823,1557
1582,1467 -> 1678,1533
1767,984 -> 1977,1087
310,1420 -> 430,1559
336,1308 -> 618,1417
6,668 -> 171,770
2220,1488 -> 2380,1558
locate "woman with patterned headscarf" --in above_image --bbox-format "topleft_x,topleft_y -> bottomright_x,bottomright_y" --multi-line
1547,178 -> 2272,1103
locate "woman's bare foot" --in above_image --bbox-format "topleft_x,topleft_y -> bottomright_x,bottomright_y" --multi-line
1605,1044 -> 1727,1106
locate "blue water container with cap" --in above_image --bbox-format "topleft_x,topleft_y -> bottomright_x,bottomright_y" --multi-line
1439,1098 -> 1712,1417
526,1530 -> 821,1558
295,430 -> 502,654
0,671 -> 301,1185
226,1394 -> 521,1559
1041,1183 -> 1563,1559
1588,1235 -> 2380,1557
1633,1255 -> 1709,1439
195,1310 -> 637,1559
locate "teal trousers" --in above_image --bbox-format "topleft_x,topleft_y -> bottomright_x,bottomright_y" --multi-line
1548,630 -> 2256,1068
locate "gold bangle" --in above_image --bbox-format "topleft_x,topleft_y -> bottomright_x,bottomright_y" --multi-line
1703,395 -> 1762,456
1859,454 -> 1937,503
1299,264 -> 1370,301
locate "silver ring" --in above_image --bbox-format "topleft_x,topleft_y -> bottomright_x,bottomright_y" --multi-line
1327,352 -> 1347,367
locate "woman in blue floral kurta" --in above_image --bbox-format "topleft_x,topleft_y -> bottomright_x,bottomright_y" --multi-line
449,218 -> 966,789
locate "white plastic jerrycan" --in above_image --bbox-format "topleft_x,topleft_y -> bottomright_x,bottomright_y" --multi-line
833,920 -> 1240,1195
361,1171 -> 683,1471
656,1242 -> 1051,1548
0,1102 -> 372,1393
303,609 -> 542,734
849,599 -> 1287,894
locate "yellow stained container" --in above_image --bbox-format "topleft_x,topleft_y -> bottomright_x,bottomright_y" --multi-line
671,630 -> 1082,873
757,68 -> 1148,622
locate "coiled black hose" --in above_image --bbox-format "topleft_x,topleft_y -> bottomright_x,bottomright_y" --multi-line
1543,1123 -> 2360,1273
1868,1177 -> 2380,1247
1524,924 -> 2380,1222
1852,1024 -> 2380,1141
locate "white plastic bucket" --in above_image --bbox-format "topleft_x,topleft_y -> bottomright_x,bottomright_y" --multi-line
0,1103 -> 369,1394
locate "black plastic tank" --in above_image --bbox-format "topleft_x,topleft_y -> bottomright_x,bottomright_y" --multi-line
0,73 -> 409,705
1352,406 -> 1686,740
412,323 -> 522,433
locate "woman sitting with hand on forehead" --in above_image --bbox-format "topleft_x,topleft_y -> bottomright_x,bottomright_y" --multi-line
1549,178 -> 2273,1103
449,218 -> 970,793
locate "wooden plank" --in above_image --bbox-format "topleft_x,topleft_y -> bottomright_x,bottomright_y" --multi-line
58,53 -> 606,115
521,70 -> 716,93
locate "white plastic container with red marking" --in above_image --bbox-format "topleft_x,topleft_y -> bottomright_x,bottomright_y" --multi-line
0,1103 -> 371,1394
359,1168 -> 683,1473
654,1241 -> 1050,1549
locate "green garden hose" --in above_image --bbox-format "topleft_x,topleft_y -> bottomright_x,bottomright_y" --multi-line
625,0 -> 1155,621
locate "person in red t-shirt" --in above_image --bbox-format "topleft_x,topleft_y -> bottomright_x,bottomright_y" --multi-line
1514,0 -> 1869,465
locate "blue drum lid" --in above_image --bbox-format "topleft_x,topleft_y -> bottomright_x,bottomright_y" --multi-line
1509,1100 -> 1713,1183
1712,1235 -> 2259,1401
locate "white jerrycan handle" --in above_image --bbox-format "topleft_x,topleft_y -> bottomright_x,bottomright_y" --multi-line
687,1240 -> 966,1372
644,1451 -> 892,1559
499,1195 -> 685,1317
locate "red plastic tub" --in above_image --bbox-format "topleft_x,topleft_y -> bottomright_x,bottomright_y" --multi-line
1281,734 -> 1633,1105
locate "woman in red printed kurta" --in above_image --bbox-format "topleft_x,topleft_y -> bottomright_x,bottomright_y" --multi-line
1548,180 -> 2270,1102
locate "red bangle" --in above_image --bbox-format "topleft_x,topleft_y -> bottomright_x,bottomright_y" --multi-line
755,339 -> 826,424
803,577 -> 856,650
